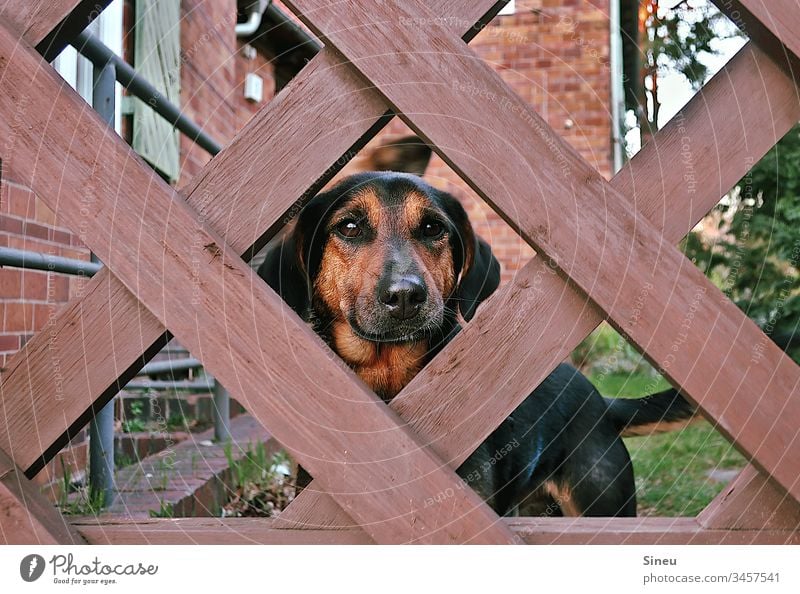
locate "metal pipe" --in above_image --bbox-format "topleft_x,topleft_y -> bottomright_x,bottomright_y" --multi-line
213,380 -> 231,442
609,0 -> 625,173
88,402 -> 115,506
236,1 -> 271,37
72,31 -> 223,156
123,379 -> 215,391
0,246 -> 102,277
138,357 -> 203,376
88,61 -> 117,508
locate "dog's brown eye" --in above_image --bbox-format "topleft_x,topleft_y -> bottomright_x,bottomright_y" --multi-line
421,220 -> 444,238
336,220 -> 362,238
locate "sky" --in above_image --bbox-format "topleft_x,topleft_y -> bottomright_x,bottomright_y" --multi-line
624,0 -> 748,154
657,36 -> 748,125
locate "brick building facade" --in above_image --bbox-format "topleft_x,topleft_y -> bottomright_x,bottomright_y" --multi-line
0,0 -> 614,495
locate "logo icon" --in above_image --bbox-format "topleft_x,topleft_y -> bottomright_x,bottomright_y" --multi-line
20,554 -> 45,582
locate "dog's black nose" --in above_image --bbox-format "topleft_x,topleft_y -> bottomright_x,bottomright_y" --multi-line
378,277 -> 427,320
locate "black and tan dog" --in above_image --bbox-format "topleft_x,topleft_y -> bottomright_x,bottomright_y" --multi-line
258,139 -> 696,517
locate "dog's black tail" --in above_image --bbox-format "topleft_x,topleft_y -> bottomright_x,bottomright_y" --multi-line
604,389 -> 697,437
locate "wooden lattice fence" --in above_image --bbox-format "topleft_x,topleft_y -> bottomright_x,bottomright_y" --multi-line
0,0 -> 799,544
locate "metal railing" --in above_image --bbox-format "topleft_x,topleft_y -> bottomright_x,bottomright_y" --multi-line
73,30 -> 222,156
0,246 -> 102,277
87,60 -> 117,507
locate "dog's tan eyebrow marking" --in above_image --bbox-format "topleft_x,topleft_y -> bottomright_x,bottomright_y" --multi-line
329,207 -> 368,229
344,187 -> 383,229
403,191 -> 445,231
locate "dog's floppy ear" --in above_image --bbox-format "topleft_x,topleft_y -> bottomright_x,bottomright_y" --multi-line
257,227 -> 311,318
364,135 -> 432,176
438,191 -> 501,321
257,188 -> 338,317
458,236 -> 501,321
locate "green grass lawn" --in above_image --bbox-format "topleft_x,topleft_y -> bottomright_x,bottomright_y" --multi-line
591,372 -> 746,517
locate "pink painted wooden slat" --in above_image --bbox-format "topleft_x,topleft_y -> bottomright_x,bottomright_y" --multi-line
71,516 -> 800,545
0,0 -> 100,46
698,465 -> 800,531
0,449 -> 84,544
711,1 -> 800,68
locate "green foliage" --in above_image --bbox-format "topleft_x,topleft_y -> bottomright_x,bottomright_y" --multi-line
130,400 -> 144,416
166,413 -> 187,430
683,124 -> 800,352
114,453 -> 135,469
630,0 -> 741,140
590,370 -> 669,398
649,0 -> 737,90
222,442 -> 293,517
150,458 -> 172,491
571,323 -> 660,379
224,441 -> 289,490
149,500 -> 174,518
121,400 -> 147,433
638,2 -> 800,346
626,422 -> 745,516
57,458 -> 105,516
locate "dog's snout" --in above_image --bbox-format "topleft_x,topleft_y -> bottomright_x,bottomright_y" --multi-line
378,276 -> 427,320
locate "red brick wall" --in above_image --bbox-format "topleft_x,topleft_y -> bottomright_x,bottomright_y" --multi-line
465,0 -> 612,282
2,0 -> 276,366
2,2 -> 613,357
0,182 -> 91,370
177,0 -> 277,182
0,179 -> 91,502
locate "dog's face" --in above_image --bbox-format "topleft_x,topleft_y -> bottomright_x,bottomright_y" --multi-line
283,171 -> 499,341
310,174 -> 458,343
259,139 -> 500,398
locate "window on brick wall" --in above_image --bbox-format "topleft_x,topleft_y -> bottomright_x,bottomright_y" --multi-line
132,0 -> 181,183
